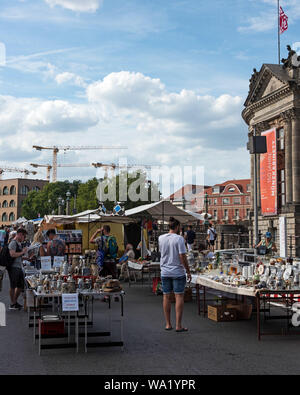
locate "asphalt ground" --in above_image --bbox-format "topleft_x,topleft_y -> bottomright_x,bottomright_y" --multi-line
0,274 -> 300,375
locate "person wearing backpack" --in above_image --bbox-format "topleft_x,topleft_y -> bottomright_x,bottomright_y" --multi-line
207,223 -> 217,252
6,228 -> 28,310
90,225 -> 119,278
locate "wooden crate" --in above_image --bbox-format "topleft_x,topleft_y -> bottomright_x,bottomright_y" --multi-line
207,305 -> 237,322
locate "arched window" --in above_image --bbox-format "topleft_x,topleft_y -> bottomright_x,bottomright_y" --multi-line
2,200 -> 8,208
10,186 -> 16,195
2,213 -> 7,222
32,186 -> 40,192
9,200 -> 15,207
3,186 -> 9,195
9,213 -> 15,222
21,185 -> 29,195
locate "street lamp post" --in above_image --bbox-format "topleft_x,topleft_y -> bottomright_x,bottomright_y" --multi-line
66,191 -> 71,216
204,192 -> 209,228
57,196 -> 64,215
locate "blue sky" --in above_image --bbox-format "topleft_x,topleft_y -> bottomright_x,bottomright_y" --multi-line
0,0 -> 299,189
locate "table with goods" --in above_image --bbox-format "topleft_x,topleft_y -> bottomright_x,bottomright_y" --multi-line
187,249 -> 300,340
25,250 -> 124,354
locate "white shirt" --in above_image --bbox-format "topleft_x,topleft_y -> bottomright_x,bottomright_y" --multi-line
207,228 -> 216,241
159,233 -> 187,278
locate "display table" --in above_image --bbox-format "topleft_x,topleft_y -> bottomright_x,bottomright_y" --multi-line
79,290 -> 124,352
195,274 -> 300,340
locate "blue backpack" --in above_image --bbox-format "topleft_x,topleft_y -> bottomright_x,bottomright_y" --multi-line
96,236 -> 118,271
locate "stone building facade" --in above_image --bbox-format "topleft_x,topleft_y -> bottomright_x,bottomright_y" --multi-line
0,178 -> 48,226
242,52 -> 300,256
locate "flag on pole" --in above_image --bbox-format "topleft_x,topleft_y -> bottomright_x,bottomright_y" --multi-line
279,6 -> 288,34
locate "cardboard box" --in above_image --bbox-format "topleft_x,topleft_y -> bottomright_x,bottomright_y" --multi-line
207,305 -> 237,322
226,302 -> 253,320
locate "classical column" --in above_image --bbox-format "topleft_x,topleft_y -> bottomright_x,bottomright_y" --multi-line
281,111 -> 293,204
292,110 -> 300,204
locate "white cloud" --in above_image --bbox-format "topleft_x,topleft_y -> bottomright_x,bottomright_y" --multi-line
87,71 -> 244,145
44,0 -> 103,13
25,100 -> 99,132
55,72 -> 87,87
0,96 -> 99,134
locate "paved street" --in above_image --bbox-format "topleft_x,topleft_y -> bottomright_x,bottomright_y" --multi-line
0,275 -> 300,375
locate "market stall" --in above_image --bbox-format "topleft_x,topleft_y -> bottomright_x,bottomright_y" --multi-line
193,251 -> 300,340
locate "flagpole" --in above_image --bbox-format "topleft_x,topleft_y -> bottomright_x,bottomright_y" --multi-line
278,0 -> 280,65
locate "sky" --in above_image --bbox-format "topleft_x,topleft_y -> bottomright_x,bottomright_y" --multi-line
0,0 -> 299,194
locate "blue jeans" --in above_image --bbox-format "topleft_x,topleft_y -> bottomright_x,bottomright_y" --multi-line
161,276 -> 186,295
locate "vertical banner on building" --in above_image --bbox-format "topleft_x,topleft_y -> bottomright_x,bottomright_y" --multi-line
279,216 -> 287,258
260,128 -> 277,216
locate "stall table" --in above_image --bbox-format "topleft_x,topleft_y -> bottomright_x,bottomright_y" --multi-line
196,275 -> 300,340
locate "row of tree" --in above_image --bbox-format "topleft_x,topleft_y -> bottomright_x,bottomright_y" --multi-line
21,171 -> 160,219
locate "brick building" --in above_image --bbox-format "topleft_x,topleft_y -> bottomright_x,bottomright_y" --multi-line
204,179 -> 251,225
0,178 -> 48,226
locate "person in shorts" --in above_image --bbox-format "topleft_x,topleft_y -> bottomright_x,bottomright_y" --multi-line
207,223 -> 217,252
8,228 -> 28,310
159,217 -> 191,332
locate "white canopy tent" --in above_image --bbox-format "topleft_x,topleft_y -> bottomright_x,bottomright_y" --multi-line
125,200 -> 201,224
44,209 -> 134,225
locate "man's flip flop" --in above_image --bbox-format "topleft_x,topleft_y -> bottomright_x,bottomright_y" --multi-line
176,328 -> 188,332
165,327 -> 173,331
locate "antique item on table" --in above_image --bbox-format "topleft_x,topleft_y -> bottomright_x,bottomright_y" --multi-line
62,262 -> 69,276
84,278 -> 93,291
67,275 -> 76,293
43,276 -> 51,294
37,285 -> 43,294
61,282 -> 69,293
77,278 -> 84,290
102,279 -> 122,293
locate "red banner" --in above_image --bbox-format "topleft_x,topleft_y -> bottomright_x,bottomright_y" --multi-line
260,129 -> 277,216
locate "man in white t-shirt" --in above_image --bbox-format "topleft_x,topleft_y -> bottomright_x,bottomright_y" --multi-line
207,223 -> 217,252
159,217 -> 191,333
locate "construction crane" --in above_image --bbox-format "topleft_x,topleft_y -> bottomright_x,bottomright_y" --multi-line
32,145 -> 128,182
30,163 -> 95,182
0,167 -> 38,180
30,164 -> 52,181
92,162 -> 155,178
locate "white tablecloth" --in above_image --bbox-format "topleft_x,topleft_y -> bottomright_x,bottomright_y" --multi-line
196,275 -> 257,297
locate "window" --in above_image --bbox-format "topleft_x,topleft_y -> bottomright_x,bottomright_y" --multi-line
213,210 -> 218,220
278,169 -> 286,207
32,186 -> 40,192
213,186 -> 220,194
246,196 -> 250,205
214,198 -> 217,205
10,186 -> 16,195
224,209 -> 228,220
277,128 -> 284,151
233,197 -> 241,205
2,213 -> 7,222
246,209 -> 250,219
9,200 -> 15,207
247,184 -> 251,192
228,187 -> 235,193
9,213 -> 15,222
3,186 -> 9,195
2,200 -> 8,208
21,185 -> 29,195
235,209 -> 240,219
223,198 -> 230,205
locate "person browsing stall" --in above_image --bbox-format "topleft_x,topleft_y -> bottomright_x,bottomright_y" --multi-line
255,232 -> 277,254
159,217 -> 191,332
8,228 -> 28,310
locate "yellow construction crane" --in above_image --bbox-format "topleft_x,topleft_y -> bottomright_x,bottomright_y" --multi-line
32,145 -> 128,182
92,162 -> 155,178
30,162 -> 95,182
0,167 -> 38,180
